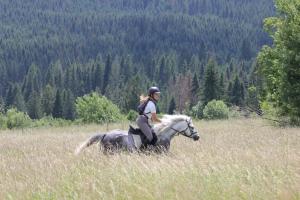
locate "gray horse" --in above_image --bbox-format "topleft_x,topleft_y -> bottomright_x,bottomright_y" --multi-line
75,115 -> 200,154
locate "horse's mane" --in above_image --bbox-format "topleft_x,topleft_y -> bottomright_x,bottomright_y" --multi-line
153,114 -> 190,135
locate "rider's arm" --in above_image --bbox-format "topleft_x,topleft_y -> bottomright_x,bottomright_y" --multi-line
151,113 -> 161,123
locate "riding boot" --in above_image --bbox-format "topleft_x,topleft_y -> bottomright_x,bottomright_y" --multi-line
149,131 -> 158,145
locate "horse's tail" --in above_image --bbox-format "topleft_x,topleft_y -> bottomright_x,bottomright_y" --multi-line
74,134 -> 106,155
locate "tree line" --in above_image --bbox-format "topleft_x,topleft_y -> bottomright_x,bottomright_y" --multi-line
1,53 -> 259,119
0,0 -> 275,120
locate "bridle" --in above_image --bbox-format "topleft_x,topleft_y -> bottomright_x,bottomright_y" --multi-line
170,118 -> 198,139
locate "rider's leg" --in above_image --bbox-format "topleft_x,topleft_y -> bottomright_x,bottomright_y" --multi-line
136,115 -> 153,142
149,130 -> 158,145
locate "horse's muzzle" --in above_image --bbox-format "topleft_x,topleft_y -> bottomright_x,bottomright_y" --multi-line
193,135 -> 200,141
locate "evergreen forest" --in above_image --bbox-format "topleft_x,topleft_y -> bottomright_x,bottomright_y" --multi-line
0,0 -> 278,120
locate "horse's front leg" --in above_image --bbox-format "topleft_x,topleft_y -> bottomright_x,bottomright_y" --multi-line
156,138 -> 170,153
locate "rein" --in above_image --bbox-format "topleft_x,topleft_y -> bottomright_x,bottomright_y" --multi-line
169,119 -> 196,138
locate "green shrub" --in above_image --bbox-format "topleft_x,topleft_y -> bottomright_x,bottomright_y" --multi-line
127,110 -> 138,121
75,92 -> 123,124
0,113 -> 7,129
203,100 -> 229,120
6,108 -> 31,129
260,101 -> 300,126
32,116 -> 72,127
191,101 -> 205,119
260,101 -> 279,117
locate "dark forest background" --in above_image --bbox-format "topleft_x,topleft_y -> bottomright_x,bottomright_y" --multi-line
0,0 -> 275,120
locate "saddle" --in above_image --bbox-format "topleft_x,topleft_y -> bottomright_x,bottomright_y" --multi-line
128,126 -> 157,147
128,125 -> 144,136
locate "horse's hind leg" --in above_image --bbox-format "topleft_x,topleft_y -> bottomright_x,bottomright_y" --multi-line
99,139 -> 113,155
98,142 -> 106,153
102,143 -> 115,155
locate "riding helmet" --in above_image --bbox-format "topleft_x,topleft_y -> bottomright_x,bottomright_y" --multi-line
148,86 -> 160,96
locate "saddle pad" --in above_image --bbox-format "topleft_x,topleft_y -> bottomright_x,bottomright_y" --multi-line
132,134 -> 142,149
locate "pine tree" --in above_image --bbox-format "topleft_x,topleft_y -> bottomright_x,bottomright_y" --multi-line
181,60 -> 189,74
229,61 -> 234,73
119,57 -> 126,81
231,76 -> 242,106
199,64 -> 205,80
94,61 -> 103,91
12,84 -> 26,112
5,84 -> 15,108
102,54 -> 112,94
168,97 -> 176,114
240,38 -> 252,60
27,91 -> 42,119
123,75 -> 144,112
0,64 -> 8,97
0,97 -> 5,113
65,63 -> 80,96
158,57 -> 167,84
226,67 -> 230,80
219,73 -> 225,100
62,89 -> 76,120
227,81 -> 233,103
52,90 -> 63,118
5,83 -> 26,111
46,60 -> 64,88
240,83 -> 245,105
190,55 -> 200,73
120,56 -> 133,82
191,74 -> 200,107
22,63 -> 41,101
41,85 -> 55,116
203,58 -> 219,104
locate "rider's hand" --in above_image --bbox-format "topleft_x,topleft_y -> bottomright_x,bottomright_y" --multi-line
151,113 -> 161,123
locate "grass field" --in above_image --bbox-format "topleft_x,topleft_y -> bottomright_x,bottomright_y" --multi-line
0,119 -> 299,200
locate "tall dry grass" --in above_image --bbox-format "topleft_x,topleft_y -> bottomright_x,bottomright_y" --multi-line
0,119 -> 299,200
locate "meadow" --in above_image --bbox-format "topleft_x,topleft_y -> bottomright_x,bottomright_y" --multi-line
0,119 -> 299,200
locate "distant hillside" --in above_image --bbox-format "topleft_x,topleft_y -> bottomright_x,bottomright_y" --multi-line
0,0 -> 274,71
0,0 -> 275,117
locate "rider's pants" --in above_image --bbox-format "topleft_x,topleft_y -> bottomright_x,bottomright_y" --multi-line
136,115 -> 154,142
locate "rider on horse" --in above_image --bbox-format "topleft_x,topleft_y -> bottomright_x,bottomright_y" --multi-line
136,86 -> 162,145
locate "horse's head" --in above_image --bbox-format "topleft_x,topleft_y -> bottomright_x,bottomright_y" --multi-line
168,116 -> 200,141
181,117 -> 200,141
155,115 -> 200,141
